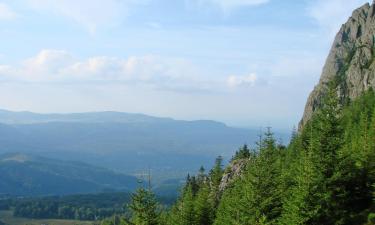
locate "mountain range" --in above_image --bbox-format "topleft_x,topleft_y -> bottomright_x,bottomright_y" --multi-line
0,110 -> 289,186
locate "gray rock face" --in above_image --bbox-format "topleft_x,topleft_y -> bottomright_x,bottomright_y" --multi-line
219,159 -> 247,192
300,1 -> 375,129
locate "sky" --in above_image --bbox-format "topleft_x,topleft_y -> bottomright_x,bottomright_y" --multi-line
0,0 -> 371,130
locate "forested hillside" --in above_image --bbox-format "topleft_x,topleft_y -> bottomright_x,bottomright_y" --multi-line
0,153 -> 138,196
97,2 -> 375,224
99,83 -> 375,225
2,2 -> 375,225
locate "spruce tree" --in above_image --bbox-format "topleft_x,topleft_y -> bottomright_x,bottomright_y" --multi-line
232,144 -> 251,161
215,128 -> 283,225
208,155 -> 224,214
194,182 -> 213,225
128,187 -> 159,225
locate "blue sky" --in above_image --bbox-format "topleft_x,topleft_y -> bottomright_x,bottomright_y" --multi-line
0,0 -> 371,130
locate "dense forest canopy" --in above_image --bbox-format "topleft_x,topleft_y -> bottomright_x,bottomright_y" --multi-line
99,87 -> 375,225
0,192 -> 174,221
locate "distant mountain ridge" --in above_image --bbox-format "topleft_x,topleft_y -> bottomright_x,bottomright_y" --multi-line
0,109 -> 288,176
0,152 -> 138,196
0,109 -> 176,124
0,109 -> 228,128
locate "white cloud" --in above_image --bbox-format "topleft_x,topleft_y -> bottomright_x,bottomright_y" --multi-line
23,50 -> 74,76
227,73 -> 257,88
190,0 -> 269,12
307,0 -> 370,37
0,3 -> 17,20
0,49 -> 210,91
26,0 -> 148,33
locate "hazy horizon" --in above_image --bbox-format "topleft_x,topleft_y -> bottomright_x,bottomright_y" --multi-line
0,0 -> 371,130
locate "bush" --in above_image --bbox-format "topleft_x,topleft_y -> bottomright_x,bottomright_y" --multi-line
368,213 -> 375,224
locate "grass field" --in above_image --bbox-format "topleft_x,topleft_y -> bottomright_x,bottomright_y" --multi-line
0,210 -> 95,225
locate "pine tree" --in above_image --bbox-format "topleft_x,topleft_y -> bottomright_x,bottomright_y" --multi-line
167,176 -> 198,225
208,155 -> 224,214
215,128 -> 283,225
232,144 -> 251,161
280,147 -> 320,225
214,178 -> 254,225
210,156 -> 224,187
253,128 -> 283,224
194,182 -> 213,225
197,166 -> 206,184
128,188 -> 159,225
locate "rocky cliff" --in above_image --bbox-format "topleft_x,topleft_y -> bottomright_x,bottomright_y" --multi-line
218,159 -> 248,192
300,1 -> 375,129
217,2 -> 375,193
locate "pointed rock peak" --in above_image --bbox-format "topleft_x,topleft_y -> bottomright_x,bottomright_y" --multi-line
299,1 -> 375,130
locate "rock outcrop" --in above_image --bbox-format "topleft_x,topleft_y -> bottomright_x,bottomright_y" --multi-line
219,159 -> 248,192
217,1 -> 375,193
300,1 -> 375,129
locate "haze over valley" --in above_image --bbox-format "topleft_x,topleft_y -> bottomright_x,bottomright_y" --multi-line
0,1 -> 374,225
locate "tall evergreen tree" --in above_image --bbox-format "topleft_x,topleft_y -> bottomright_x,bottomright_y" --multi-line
208,155 -> 224,214
232,144 -> 251,161
128,188 -> 159,225
215,128 -> 283,225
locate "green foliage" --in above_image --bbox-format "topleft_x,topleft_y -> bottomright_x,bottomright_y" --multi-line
368,213 -> 375,224
10,87 -> 375,225
164,157 -> 225,225
280,87 -> 375,225
128,188 -> 160,225
162,87 -> 375,225
215,128 -> 283,225
232,144 -> 251,161
101,215 -> 130,225
11,192 -> 132,220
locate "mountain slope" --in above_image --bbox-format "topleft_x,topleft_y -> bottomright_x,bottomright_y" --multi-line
300,2 -> 375,129
0,153 -> 138,196
160,3 -> 375,224
0,111 -> 288,174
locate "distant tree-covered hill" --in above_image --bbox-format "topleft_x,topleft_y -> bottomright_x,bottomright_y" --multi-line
0,153 -> 138,196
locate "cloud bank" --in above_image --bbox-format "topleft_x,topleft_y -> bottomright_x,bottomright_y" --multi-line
0,49 -> 222,94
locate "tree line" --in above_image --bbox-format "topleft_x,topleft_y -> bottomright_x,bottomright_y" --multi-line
102,85 -> 375,225
4,192 -> 131,220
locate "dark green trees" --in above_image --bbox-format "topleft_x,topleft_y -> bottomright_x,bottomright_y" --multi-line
100,187 -> 160,225
195,87 -> 374,225
280,85 -> 344,225
232,144 -> 251,161
215,128 -> 283,225
100,87 -> 375,225
128,187 -> 160,225
280,87 -> 375,225
166,156 -> 225,225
